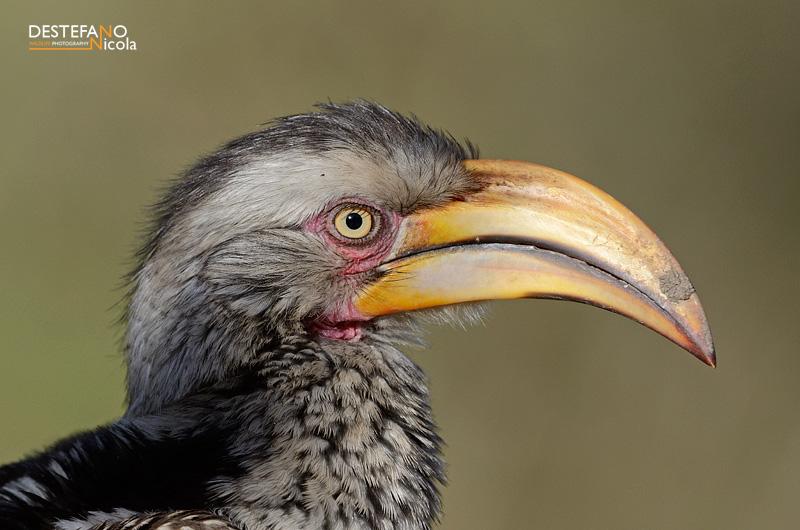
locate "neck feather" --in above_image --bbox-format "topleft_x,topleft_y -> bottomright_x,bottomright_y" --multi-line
218,337 -> 444,529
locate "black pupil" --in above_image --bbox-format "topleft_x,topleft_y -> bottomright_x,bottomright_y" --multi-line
345,212 -> 363,230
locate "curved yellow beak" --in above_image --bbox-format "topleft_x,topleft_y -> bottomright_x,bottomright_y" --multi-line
354,160 -> 715,366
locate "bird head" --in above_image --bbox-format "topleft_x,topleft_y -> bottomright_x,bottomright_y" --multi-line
125,101 -> 714,415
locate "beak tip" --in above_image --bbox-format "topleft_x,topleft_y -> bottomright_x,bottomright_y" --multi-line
677,295 -> 716,368
701,349 -> 717,368
689,339 -> 716,368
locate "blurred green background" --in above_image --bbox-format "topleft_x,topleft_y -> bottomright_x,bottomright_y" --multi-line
1,1 -> 798,528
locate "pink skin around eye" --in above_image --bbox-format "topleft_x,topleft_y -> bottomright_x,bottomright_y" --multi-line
304,201 -> 403,341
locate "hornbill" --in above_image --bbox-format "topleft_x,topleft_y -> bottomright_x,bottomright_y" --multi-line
0,102 -> 714,530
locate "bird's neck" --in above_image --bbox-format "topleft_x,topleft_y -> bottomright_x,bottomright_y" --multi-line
126,264 -> 445,527
220,336 -> 445,530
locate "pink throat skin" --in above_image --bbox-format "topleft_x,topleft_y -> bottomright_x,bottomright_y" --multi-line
309,300 -> 372,342
311,320 -> 365,341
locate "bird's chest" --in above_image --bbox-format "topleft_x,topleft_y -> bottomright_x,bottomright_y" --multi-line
220,354 -> 441,530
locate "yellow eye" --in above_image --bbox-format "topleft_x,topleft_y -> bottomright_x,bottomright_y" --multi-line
333,206 -> 374,239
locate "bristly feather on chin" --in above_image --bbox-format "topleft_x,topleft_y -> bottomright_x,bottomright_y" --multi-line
368,302 -> 490,348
